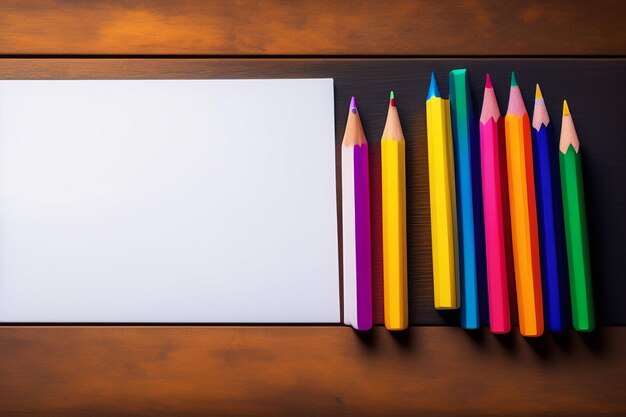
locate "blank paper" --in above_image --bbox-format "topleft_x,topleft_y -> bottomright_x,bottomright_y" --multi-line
0,79 -> 339,323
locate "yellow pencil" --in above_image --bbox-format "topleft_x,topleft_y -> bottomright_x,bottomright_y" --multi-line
381,91 -> 408,330
425,73 -> 460,309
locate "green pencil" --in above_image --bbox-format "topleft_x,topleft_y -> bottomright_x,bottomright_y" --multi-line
559,100 -> 594,332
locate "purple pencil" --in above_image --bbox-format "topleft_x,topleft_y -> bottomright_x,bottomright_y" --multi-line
342,96 -> 373,330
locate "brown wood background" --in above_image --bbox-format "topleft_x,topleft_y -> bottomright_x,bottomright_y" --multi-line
1,327 -> 625,417
1,0 -> 625,56
0,1 -> 625,415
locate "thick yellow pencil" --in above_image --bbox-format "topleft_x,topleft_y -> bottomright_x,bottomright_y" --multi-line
425,73 -> 460,309
381,91 -> 408,330
504,73 -> 544,337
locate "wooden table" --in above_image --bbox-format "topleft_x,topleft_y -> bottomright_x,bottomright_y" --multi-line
1,2 -> 625,416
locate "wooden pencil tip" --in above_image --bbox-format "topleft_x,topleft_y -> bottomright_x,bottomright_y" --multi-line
511,72 -> 518,87
389,91 -> 396,107
532,84 -> 549,129
560,100 -> 579,153
485,73 -> 493,89
350,96 -> 357,113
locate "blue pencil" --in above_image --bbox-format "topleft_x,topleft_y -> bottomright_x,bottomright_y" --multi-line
449,69 -> 488,329
531,84 -> 570,332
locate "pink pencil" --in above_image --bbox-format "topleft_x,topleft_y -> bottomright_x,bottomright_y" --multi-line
479,75 -> 511,333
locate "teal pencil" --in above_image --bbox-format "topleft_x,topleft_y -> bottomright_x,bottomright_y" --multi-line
449,69 -> 488,329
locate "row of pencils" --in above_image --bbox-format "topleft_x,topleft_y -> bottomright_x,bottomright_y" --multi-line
341,70 -> 594,336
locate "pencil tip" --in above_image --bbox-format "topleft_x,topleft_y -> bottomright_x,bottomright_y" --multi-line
389,91 -> 395,106
535,84 -> 543,100
485,73 -> 493,89
511,72 -> 518,87
427,72 -> 441,99
350,96 -> 357,113
563,100 -> 571,116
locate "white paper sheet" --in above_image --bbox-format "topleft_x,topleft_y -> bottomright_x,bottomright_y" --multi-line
0,79 -> 339,323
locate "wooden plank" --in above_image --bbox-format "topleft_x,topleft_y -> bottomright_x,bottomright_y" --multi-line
0,326 -> 624,416
0,1 -> 625,56
0,58 -> 625,326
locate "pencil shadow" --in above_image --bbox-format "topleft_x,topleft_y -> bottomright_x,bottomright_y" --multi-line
436,309 -> 460,327
577,327 -> 606,354
524,334 -> 552,359
494,331 -> 517,353
463,327 -> 486,344
525,327 -> 608,357
549,329 -> 573,351
389,327 -> 414,350
352,326 -> 378,348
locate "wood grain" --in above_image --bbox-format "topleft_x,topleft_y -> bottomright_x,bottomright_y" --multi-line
0,326 -> 624,416
0,0 -> 625,56
1,58 -> 625,326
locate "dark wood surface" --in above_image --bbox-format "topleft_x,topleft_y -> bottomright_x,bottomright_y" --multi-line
1,326 -> 625,417
1,58 -> 624,326
1,1 -> 626,415
0,1 -> 625,56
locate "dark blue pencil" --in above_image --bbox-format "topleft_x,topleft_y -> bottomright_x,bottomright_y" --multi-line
531,84 -> 570,332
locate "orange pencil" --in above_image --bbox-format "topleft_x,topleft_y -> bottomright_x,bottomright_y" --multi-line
504,73 -> 544,337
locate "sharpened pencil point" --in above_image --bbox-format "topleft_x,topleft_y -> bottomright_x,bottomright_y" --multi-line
563,100 -> 571,116
390,91 -> 396,107
350,96 -> 357,113
511,72 -> 518,87
532,84 -> 549,130
427,72 -> 441,99
485,73 -> 493,89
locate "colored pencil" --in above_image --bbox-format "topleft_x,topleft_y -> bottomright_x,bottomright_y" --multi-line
479,74 -> 511,334
381,91 -> 408,330
449,69 -> 488,328
504,72 -> 544,337
342,96 -> 372,331
559,100 -> 595,332
531,85 -> 570,332
426,73 -> 460,310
